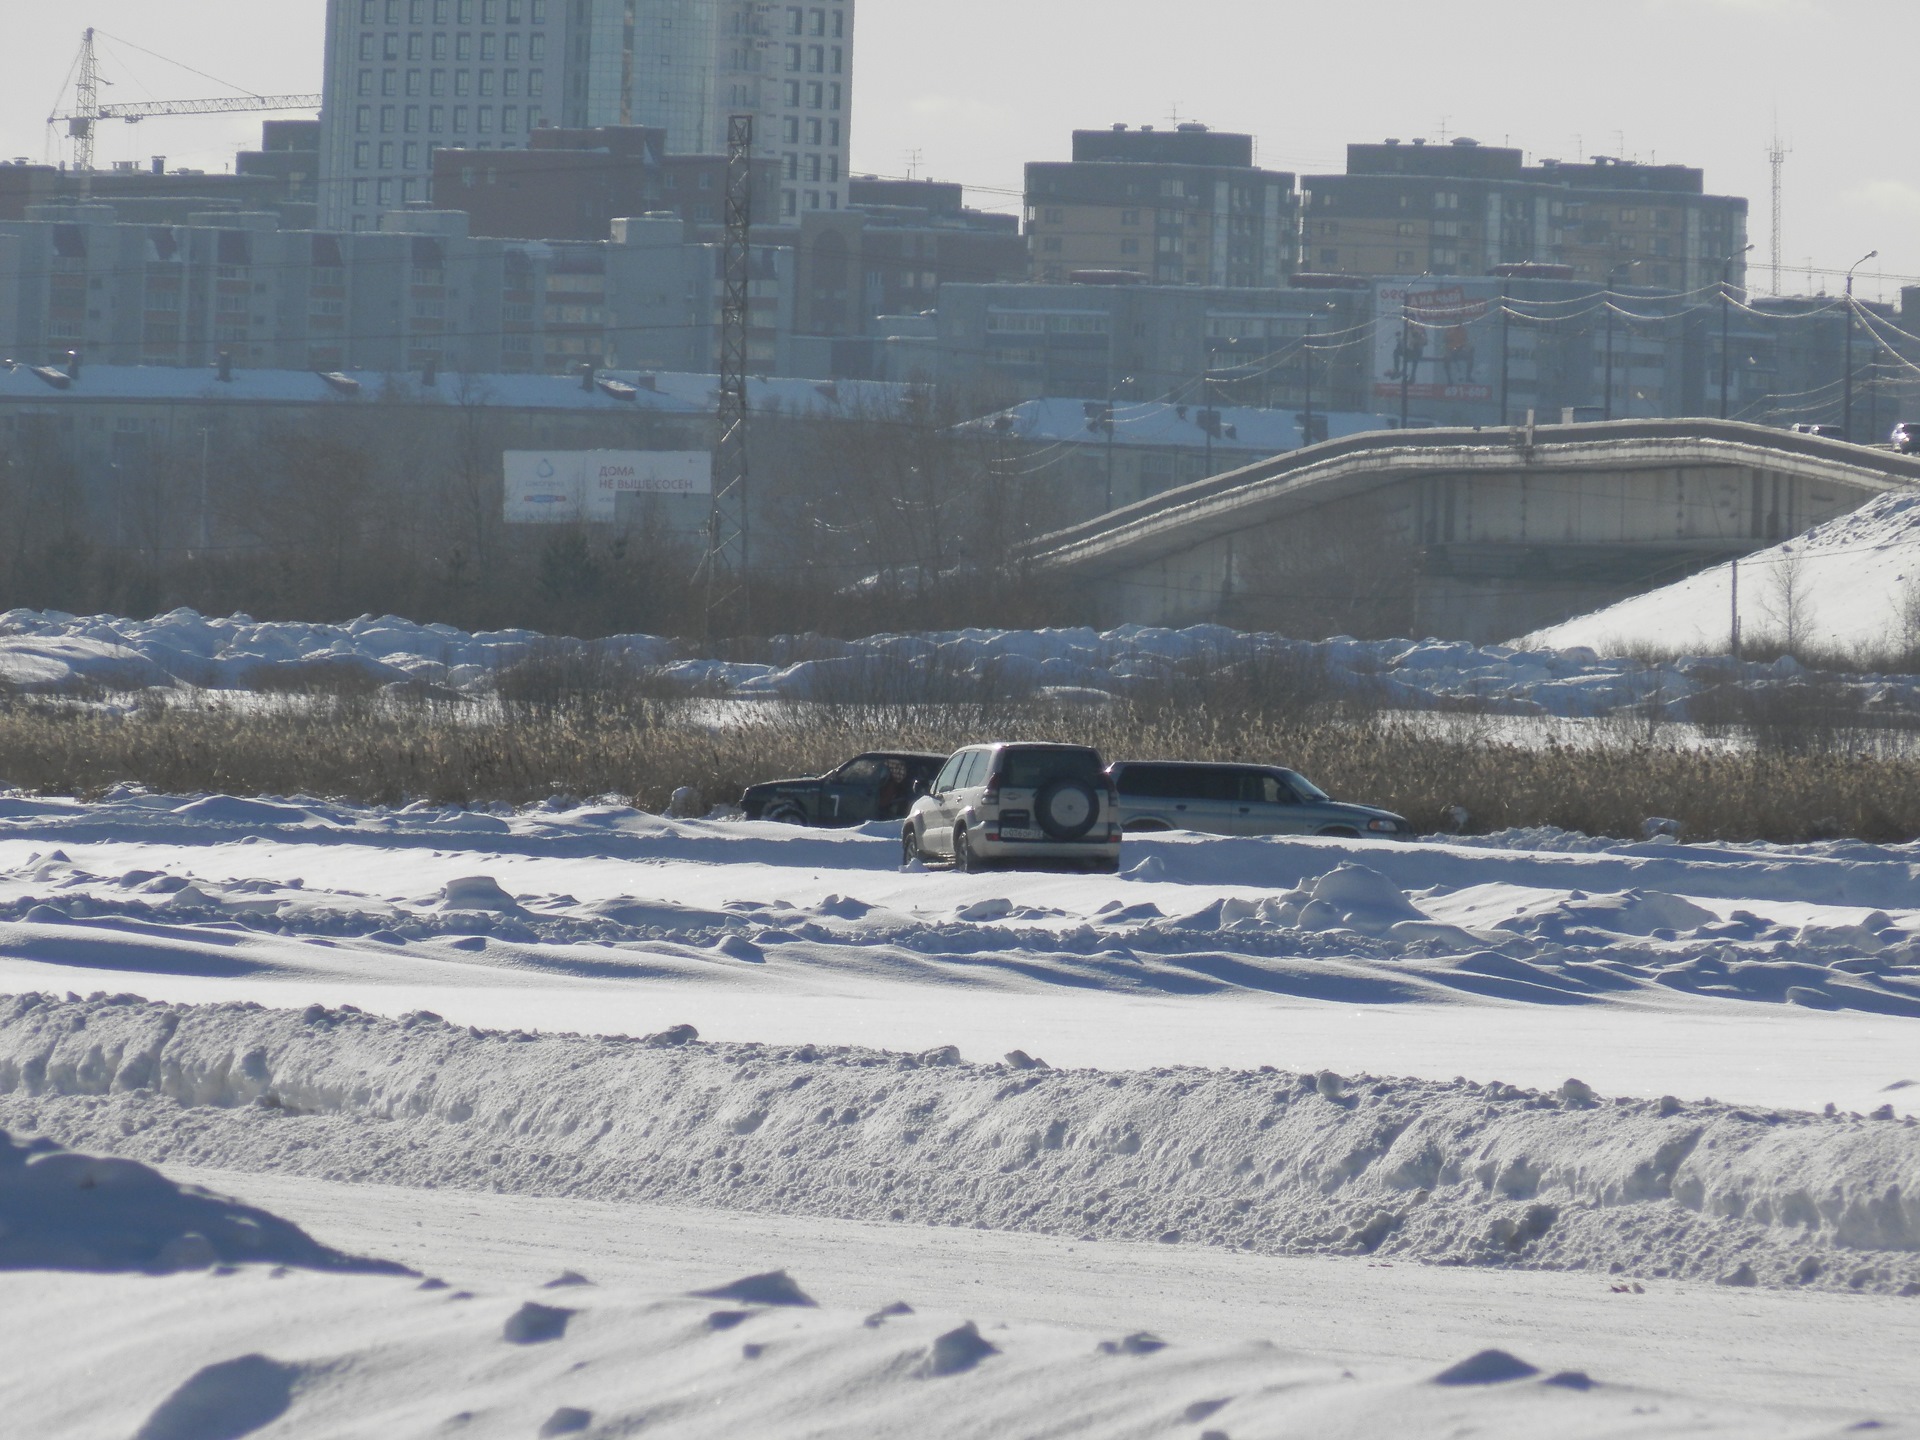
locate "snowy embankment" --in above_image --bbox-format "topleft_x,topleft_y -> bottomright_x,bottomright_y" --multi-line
5,602 -> 1917,721
7,1162 -> 1852,1440
1524,490 -> 1920,658
3,994 -> 1917,1299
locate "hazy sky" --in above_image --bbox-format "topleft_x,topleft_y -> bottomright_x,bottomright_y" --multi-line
5,0 -> 1915,303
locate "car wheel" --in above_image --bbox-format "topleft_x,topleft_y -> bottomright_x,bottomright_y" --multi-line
901,826 -> 923,867
954,827 -> 980,873
1087,857 -> 1121,874
1123,819 -> 1171,834
1317,826 -> 1360,839
764,801 -> 808,826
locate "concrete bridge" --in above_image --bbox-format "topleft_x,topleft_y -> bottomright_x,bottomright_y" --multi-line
1023,419 -> 1920,642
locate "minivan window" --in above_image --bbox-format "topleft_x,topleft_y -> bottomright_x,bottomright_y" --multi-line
1114,763 -> 1179,798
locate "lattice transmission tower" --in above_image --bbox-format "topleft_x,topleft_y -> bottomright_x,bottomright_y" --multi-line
702,113 -> 755,643
1768,126 -> 1791,297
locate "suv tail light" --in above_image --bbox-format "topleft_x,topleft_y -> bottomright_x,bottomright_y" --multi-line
983,760 -> 1005,807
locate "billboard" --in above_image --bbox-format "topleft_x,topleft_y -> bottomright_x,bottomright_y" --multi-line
1373,281 -> 1498,406
504,451 -> 712,524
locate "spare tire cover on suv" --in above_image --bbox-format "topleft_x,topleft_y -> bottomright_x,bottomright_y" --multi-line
1033,777 -> 1099,840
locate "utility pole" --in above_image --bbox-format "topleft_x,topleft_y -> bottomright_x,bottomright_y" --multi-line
1730,556 -> 1741,659
1203,370 -> 1215,475
1719,244 -> 1754,420
1498,279 -> 1511,426
702,114 -> 754,643
1398,290 -> 1413,428
1101,398 -> 1116,512
1604,261 -> 1639,421
1302,318 -> 1316,447
1844,249 -> 1877,443
198,425 -> 211,553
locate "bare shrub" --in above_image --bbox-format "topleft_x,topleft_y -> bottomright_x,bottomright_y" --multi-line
1759,547 -> 1817,660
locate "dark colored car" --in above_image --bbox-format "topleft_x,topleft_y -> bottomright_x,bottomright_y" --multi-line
742,751 -> 948,827
1107,760 -> 1411,838
1892,422 -> 1920,454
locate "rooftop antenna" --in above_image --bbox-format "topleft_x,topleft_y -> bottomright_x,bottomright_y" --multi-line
905,148 -> 923,180
1768,121 -> 1791,297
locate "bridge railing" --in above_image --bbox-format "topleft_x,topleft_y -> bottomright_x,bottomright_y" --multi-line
1021,417 -> 1920,565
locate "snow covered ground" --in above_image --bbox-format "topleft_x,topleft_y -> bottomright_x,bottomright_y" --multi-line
1525,491 -> 1920,659
4,791 -> 1919,1433
4,1141 -> 1914,1438
6,600 -> 1918,723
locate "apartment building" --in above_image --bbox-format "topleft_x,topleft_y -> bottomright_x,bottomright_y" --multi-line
319,0 -> 574,232
577,1 -> 857,219
932,280 -> 1370,410
0,204 -> 791,378
1024,125 -> 1298,289
1304,139 -> 1750,292
320,0 -> 854,234
432,126 -> 783,241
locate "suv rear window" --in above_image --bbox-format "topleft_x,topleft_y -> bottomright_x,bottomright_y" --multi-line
1000,747 -> 1104,789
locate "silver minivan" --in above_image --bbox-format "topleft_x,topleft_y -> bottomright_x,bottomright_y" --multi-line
1108,761 -> 1410,838
905,742 -> 1123,872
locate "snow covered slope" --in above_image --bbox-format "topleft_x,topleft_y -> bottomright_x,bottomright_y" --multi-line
1522,491 -> 1920,658
7,605 -> 1918,719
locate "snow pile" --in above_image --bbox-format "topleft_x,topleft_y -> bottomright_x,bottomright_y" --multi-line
4,996 -> 1918,1295
5,606 -> 1917,718
8,1256 -> 1836,1440
1523,490 -> 1920,657
0,1124 -> 402,1275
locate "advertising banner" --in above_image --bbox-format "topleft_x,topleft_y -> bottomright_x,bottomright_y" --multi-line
504,451 -> 712,524
1373,281 -> 1498,406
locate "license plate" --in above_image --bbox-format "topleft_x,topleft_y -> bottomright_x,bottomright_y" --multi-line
999,827 -> 1041,841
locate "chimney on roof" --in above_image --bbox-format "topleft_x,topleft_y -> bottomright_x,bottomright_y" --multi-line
65,350 -> 81,382
151,156 -> 166,175
216,350 -> 233,383
422,357 -> 438,387
578,361 -> 596,393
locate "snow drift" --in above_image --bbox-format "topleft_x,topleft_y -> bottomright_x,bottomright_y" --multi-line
3,995 -> 1916,1296
0,1124 -> 402,1275
9,1254 -> 1843,1440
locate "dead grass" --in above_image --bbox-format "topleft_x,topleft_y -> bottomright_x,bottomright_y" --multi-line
1,684 -> 1918,843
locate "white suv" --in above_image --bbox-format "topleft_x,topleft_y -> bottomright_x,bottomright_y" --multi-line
904,742 -> 1122,873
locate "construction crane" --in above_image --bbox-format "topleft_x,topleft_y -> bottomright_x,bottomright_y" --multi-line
48,28 -> 321,173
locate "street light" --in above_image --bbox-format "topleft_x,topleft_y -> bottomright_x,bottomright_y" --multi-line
1844,248 -> 1878,443
1603,260 -> 1641,421
1719,243 -> 1755,420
